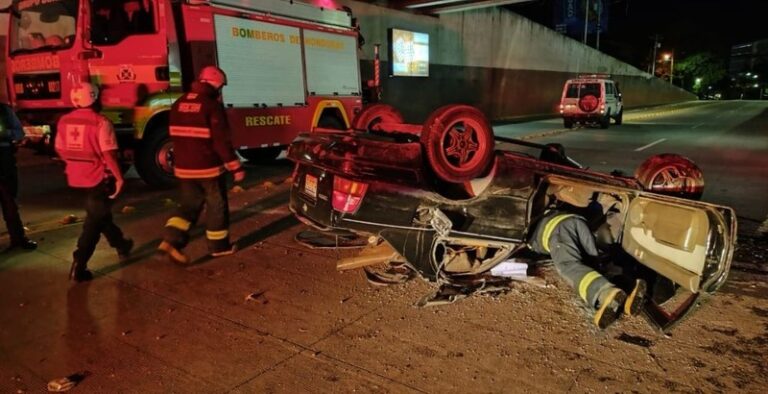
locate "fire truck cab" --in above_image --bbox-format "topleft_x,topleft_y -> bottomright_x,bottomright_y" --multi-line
4,0 -> 363,186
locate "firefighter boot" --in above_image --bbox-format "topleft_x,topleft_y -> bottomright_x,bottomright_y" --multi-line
211,244 -> 238,258
593,287 -> 627,329
117,238 -> 134,262
69,261 -> 93,283
624,279 -> 648,316
157,241 -> 190,265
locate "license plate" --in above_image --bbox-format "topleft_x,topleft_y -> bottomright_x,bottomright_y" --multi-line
304,174 -> 318,200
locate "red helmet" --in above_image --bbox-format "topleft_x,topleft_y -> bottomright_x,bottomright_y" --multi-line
70,82 -> 99,108
635,154 -> 704,200
198,66 -> 227,89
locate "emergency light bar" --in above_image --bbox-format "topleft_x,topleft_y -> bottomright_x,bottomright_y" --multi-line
578,74 -> 612,79
197,0 -> 353,28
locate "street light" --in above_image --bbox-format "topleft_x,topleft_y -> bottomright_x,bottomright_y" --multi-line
663,53 -> 674,85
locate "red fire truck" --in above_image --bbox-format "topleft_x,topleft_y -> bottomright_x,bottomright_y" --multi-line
4,0 -> 363,186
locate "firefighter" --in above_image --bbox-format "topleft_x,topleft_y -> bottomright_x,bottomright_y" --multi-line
158,66 -> 244,264
55,83 -> 133,282
0,102 -> 37,251
529,209 -> 646,329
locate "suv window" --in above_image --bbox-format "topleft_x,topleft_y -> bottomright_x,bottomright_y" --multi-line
91,0 -> 155,45
566,83 -> 602,98
606,83 -> 614,95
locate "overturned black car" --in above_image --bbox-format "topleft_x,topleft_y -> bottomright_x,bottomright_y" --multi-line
287,104 -> 736,332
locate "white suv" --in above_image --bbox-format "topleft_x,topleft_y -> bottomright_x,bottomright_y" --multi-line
559,75 -> 623,129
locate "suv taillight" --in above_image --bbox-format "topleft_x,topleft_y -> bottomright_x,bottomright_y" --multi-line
332,176 -> 368,213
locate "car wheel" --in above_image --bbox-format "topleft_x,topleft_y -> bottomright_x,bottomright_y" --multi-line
238,147 -> 283,164
135,126 -> 176,188
421,105 -> 494,183
600,110 -> 611,129
351,104 -> 404,132
615,109 -> 623,125
635,154 -> 704,200
563,117 -> 574,129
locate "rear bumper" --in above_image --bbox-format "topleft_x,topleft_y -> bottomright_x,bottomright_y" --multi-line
561,112 -> 606,120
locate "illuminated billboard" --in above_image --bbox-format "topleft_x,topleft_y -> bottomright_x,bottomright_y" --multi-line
388,28 -> 429,77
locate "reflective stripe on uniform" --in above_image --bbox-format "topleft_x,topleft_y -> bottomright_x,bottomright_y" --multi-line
541,214 -> 576,253
224,160 -> 242,171
174,166 -> 225,179
169,126 -> 211,138
166,217 -> 191,231
578,271 -> 602,302
206,229 -> 229,240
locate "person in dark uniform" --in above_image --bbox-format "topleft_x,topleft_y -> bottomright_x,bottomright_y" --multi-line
158,66 -> 245,264
529,208 -> 646,329
0,102 -> 37,252
55,83 -> 133,282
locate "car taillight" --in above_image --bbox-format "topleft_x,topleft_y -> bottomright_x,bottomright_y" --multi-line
14,83 -> 24,95
332,176 -> 368,213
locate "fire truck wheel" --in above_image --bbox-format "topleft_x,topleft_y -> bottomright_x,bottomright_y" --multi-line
317,115 -> 346,130
135,127 -> 176,188
238,147 -> 283,164
421,105 -> 494,184
351,104 -> 403,132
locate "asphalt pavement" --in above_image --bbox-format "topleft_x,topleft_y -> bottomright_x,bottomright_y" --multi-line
1,100 -> 767,393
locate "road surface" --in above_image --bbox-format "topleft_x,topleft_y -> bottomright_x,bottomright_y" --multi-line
1,101 -> 766,393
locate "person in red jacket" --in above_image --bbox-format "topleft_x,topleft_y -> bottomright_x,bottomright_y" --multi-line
158,66 -> 245,264
55,83 -> 133,282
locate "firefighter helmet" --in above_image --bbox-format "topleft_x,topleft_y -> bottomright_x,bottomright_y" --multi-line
70,83 -> 99,108
198,66 -> 227,89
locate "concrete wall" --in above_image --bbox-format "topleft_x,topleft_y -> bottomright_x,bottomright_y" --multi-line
343,0 -> 694,122
0,3 -> 694,119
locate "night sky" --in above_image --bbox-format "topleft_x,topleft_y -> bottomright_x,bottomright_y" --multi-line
507,0 -> 767,69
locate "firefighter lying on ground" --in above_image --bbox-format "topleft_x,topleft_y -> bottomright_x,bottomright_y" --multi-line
528,196 -> 646,329
158,66 -> 245,264
55,83 -> 133,282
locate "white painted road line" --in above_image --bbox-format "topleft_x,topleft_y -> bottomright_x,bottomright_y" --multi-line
635,138 -> 667,152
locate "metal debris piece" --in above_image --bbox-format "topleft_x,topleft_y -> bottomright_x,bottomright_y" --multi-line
162,198 -> 176,207
58,215 -> 79,225
364,263 -> 415,286
262,181 -> 276,190
47,372 -> 88,392
245,291 -> 268,304
121,206 -> 136,214
230,185 -> 246,193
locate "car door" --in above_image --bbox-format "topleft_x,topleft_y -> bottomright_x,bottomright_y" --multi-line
621,193 -> 736,331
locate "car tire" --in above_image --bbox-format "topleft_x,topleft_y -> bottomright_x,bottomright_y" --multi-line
421,104 -> 494,183
238,147 -> 283,164
615,109 -> 623,125
635,154 -> 704,200
135,126 -> 176,188
600,111 -> 611,129
563,117 -> 574,129
351,104 -> 404,132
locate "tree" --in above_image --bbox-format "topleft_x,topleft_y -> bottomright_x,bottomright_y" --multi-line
675,52 -> 727,93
